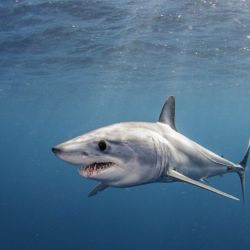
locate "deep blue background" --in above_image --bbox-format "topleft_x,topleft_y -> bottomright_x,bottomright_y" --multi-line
0,1 -> 250,249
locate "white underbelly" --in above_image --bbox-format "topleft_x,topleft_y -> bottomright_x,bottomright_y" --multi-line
175,162 -> 229,180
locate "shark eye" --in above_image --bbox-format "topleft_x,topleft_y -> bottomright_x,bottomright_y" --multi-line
98,140 -> 107,151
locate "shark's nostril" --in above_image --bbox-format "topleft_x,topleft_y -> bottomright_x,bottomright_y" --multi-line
52,147 -> 62,154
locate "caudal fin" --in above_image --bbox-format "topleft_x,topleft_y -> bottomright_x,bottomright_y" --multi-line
238,139 -> 250,202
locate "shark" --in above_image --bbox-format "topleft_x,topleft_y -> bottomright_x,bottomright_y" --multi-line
52,96 -> 249,201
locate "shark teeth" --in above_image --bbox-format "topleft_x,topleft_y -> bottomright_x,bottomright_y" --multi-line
82,162 -> 114,176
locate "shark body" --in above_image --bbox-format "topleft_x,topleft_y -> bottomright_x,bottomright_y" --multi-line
52,96 -> 249,200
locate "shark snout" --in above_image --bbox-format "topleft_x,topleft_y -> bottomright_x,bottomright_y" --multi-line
51,142 -> 88,165
52,146 -> 62,154
52,141 -> 81,154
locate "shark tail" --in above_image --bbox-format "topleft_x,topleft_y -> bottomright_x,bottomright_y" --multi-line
237,139 -> 250,202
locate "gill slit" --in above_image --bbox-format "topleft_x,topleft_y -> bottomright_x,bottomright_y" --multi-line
152,136 -> 168,179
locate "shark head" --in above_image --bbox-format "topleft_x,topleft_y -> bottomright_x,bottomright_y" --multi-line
52,123 -> 162,187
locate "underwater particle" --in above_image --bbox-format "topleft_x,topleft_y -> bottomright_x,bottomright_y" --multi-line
241,47 -> 250,51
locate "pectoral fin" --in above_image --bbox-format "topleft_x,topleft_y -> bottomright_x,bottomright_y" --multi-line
88,183 -> 109,197
168,169 -> 239,201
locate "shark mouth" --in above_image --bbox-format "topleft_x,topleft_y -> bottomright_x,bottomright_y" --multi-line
80,162 -> 114,177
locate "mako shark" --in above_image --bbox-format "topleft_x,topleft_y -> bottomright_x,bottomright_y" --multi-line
52,96 -> 249,201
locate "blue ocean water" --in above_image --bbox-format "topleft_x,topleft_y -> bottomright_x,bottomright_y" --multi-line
1,0 -> 250,249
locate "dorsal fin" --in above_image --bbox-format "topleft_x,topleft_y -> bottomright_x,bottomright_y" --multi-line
159,96 -> 177,131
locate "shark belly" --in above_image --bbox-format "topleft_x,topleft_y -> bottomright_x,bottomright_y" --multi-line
174,160 -> 229,181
